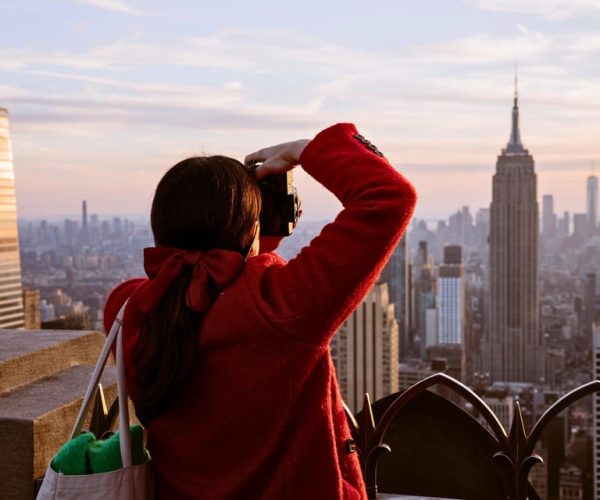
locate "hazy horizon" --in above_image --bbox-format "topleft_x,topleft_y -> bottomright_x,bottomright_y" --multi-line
3,1 -> 600,220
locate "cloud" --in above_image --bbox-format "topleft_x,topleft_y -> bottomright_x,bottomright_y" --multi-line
5,26 -> 600,132
463,0 -> 600,20
4,26 -> 600,217
410,30 -> 550,65
0,28 -> 393,75
72,0 -> 147,16
2,26 -> 600,161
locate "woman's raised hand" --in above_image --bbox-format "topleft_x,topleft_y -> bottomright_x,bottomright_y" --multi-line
244,139 -> 310,180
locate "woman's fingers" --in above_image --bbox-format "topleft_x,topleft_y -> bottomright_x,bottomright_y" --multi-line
244,144 -> 285,167
245,140 -> 309,166
253,159 -> 284,180
244,147 -> 273,167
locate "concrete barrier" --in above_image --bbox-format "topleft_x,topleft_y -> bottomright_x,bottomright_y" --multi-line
0,330 -> 120,500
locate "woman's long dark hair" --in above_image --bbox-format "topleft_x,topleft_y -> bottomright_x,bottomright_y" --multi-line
133,156 -> 261,423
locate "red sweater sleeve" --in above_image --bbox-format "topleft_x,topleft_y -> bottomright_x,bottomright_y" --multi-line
249,123 -> 417,345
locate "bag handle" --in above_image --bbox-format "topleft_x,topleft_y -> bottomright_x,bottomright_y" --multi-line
70,300 -> 133,467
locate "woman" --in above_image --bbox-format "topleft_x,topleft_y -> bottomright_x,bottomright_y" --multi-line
104,123 -> 417,499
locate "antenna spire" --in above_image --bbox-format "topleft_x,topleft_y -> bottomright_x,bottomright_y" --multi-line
507,64 -> 524,153
514,62 -> 518,101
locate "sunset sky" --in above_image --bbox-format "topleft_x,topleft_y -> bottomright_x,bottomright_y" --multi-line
2,0 -> 600,221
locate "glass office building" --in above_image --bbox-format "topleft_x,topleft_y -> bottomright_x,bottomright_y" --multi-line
0,108 -> 25,328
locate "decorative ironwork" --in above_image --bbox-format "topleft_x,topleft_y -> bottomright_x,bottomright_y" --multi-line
345,373 -> 600,499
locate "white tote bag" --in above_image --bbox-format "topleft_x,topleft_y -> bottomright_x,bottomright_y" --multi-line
37,301 -> 153,500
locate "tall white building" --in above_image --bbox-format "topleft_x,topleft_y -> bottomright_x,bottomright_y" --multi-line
588,173 -> 598,237
437,245 -> 464,345
542,194 -> 556,240
0,108 -> 24,328
334,283 -> 399,413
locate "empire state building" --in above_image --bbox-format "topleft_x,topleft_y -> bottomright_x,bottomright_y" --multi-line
485,84 -> 544,383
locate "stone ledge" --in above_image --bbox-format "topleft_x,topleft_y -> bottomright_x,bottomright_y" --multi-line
0,329 -> 108,395
0,364 -> 117,420
0,365 -> 119,500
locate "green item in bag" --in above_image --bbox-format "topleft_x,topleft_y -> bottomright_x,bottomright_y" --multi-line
88,424 -> 148,473
51,425 -> 149,475
51,432 -> 95,475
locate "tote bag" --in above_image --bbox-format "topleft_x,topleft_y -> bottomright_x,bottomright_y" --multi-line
37,301 -> 153,500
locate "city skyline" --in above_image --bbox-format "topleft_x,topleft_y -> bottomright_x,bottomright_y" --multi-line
14,111 -> 600,495
2,1 -> 600,219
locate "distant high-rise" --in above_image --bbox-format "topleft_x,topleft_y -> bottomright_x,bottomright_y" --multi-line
416,240 -> 428,269
82,200 -> 88,231
583,273 -> 597,338
437,245 -> 464,345
432,245 -> 466,381
559,465 -> 584,500
333,283 -> 399,413
447,207 -> 473,245
573,213 -> 588,243
587,171 -> 598,237
414,241 -> 436,358
0,108 -> 24,328
557,211 -> 570,238
379,233 -> 409,357
485,81 -> 544,383
474,208 -> 491,255
22,288 -> 41,329
542,194 -> 556,240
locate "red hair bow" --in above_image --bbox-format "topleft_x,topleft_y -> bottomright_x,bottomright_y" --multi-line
133,247 -> 246,315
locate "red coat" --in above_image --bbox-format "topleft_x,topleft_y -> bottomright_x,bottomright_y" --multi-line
104,123 -> 416,499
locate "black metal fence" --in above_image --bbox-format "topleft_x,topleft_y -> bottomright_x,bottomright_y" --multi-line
344,373 -> 599,500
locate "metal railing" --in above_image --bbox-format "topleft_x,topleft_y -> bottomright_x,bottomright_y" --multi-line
54,375 -> 598,499
344,373 -> 600,500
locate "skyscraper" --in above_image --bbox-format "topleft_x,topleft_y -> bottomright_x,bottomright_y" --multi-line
333,283 -> 399,413
587,170 -> 598,237
437,245 -> 464,345
573,213 -> 588,243
583,273 -> 597,338
379,233 -> 409,357
414,241 -> 436,358
557,210 -> 570,239
431,245 -> 466,381
485,82 -> 544,383
542,194 -> 556,240
22,288 -> 41,329
82,200 -> 88,231
0,108 -> 25,328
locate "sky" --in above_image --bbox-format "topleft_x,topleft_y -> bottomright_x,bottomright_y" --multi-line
2,0 -> 600,221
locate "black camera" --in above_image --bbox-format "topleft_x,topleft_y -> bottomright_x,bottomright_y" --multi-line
248,164 -> 301,237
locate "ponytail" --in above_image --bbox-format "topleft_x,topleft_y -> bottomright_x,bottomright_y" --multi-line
133,270 -> 201,423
